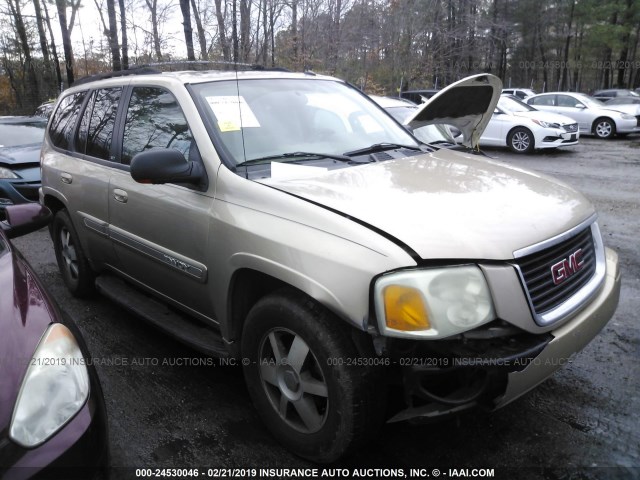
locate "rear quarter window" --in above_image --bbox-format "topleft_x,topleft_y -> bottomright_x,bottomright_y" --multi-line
49,92 -> 87,150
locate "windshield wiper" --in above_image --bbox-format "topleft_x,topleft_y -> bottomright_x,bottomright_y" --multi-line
343,142 -> 423,157
235,151 -> 351,168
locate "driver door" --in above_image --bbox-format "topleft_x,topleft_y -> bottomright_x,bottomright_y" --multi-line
108,86 -> 215,319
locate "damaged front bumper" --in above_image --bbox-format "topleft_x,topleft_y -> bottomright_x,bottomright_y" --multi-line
386,247 -> 621,423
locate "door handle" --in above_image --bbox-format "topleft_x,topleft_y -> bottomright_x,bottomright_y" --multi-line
60,172 -> 73,184
113,189 -> 128,203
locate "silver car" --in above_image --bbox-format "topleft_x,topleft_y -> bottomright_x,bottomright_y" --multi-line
526,92 -> 640,139
40,71 -> 620,462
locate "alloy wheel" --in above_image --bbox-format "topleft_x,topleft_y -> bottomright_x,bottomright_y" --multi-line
59,227 -> 80,280
511,130 -> 531,152
258,327 -> 329,433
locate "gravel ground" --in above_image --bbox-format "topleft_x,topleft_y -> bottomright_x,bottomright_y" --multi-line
12,135 -> 640,480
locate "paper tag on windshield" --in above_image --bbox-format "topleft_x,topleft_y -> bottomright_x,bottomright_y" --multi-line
206,96 -> 260,132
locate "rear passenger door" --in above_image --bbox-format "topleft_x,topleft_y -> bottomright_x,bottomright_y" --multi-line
108,86 -> 215,319
46,88 -> 120,269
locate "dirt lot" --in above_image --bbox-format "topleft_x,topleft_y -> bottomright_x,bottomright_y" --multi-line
13,136 -> 640,479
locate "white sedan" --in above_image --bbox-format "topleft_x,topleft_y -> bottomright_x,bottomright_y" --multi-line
526,92 -> 640,139
480,95 -> 580,153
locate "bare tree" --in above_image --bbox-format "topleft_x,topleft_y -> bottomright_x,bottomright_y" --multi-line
144,0 -> 164,60
179,0 -> 196,60
107,0 -> 122,70
41,0 -> 63,89
190,0 -> 207,59
56,0 -> 76,85
119,0 -> 129,69
214,0 -> 231,61
239,0 -> 251,62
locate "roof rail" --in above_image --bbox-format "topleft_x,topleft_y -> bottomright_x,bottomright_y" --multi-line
71,62 -> 292,87
140,60 -> 290,73
72,67 -> 161,86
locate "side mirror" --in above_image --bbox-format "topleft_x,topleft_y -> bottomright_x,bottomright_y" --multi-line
130,149 -> 204,186
575,103 -> 586,109
1,203 -> 52,239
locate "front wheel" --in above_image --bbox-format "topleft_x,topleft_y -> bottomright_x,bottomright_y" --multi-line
507,127 -> 534,153
593,118 -> 615,139
241,290 -> 383,463
52,209 -> 95,297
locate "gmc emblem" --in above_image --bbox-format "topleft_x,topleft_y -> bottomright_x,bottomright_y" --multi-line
551,249 -> 584,285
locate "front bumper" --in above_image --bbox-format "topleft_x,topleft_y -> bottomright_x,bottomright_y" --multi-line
495,247 -> 620,407
537,129 -> 579,149
386,247 -> 620,422
615,119 -> 640,134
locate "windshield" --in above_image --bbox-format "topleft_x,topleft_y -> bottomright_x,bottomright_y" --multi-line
575,94 -> 605,108
498,96 -> 536,113
192,78 -> 419,165
0,121 -> 46,147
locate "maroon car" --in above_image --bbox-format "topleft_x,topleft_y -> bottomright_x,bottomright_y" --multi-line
0,203 -> 108,479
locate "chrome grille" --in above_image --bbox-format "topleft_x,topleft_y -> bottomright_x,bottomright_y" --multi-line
563,123 -> 579,133
515,227 -> 596,315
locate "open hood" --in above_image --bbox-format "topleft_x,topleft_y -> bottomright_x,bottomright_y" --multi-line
405,74 -> 502,148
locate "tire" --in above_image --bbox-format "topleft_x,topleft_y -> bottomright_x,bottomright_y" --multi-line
507,127 -> 534,153
52,209 -> 95,297
241,289 -> 383,463
593,118 -> 615,139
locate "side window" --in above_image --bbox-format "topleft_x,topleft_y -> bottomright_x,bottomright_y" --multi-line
85,88 -> 122,161
531,95 -> 554,106
121,87 -> 193,165
557,95 -> 577,107
49,92 -> 87,150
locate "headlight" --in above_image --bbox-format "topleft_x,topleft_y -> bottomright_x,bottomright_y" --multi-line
532,119 -> 559,128
374,266 -> 496,339
0,166 -> 19,179
10,324 -> 90,448
620,113 -> 634,120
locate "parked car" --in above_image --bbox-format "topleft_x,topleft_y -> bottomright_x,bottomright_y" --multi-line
526,92 -> 640,138
606,97 -> 640,106
0,116 -> 47,205
399,88 -> 440,104
34,100 -> 56,119
602,97 -> 640,123
0,203 -> 109,479
592,88 -> 639,100
370,95 -> 459,148
41,70 -> 620,462
501,88 -> 536,100
478,94 -> 579,153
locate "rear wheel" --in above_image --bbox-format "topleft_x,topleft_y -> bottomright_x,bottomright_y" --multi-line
507,127 -> 534,153
52,209 -> 95,297
241,289 -> 383,462
593,118 -> 615,139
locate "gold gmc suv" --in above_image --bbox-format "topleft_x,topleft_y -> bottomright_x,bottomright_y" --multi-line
40,69 -> 621,462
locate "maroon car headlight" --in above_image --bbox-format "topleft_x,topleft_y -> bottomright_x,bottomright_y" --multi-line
9,324 -> 90,448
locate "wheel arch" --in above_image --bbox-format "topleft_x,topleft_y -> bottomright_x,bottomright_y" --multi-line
42,192 -> 67,216
226,268 -> 286,356
225,266 -> 373,359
